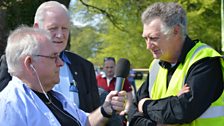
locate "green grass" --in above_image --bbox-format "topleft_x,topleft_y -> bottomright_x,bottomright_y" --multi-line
135,79 -> 144,89
134,75 -> 147,90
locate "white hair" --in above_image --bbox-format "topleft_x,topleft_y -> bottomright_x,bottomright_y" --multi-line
142,2 -> 187,40
34,1 -> 70,28
5,26 -> 51,76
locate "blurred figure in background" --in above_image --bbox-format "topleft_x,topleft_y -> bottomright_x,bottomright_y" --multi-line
96,57 -> 133,126
128,65 -> 137,100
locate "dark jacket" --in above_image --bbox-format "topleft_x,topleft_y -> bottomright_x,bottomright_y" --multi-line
63,51 -> 100,112
128,37 -> 224,126
0,51 -> 100,113
0,55 -> 11,91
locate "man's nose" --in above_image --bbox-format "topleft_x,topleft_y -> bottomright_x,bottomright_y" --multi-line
146,39 -> 153,49
55,29 -> 63,38
56,57 -> 64,67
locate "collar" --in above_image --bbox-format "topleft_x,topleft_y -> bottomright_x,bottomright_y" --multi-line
101,72 -> 106,78
159,36 -> 197,69
101,73 -> 115,79
60,51 -> 71,64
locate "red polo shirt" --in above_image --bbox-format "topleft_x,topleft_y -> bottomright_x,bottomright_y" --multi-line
96,74 -> 132,92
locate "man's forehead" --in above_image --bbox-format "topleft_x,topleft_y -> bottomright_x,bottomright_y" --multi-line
142,23 -> 162,37
38,38 -> 57,53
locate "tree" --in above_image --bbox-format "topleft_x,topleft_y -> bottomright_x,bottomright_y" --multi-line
181,0 -> 221,52
70,0 -> 221,68
0,0 -> 71,56
70,25 -> 102,64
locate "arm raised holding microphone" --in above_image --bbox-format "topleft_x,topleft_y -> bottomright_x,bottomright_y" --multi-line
96,57 -> 133,125
88,90 -> 127,125
0,26 -> 128,126
114,58 -> 133,116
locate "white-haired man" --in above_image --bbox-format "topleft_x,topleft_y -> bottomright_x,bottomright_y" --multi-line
0,26 -> 127,126
0,1 -> 100,113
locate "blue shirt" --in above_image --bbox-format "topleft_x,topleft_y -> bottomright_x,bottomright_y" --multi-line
0,76 -> 87,126
54,52 -> 80,107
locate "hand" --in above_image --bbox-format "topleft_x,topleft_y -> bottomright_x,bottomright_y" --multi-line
119,108 -> 128,116
178,84 -> 190,96
102,90 -> 127,116
138,98 -> 150,113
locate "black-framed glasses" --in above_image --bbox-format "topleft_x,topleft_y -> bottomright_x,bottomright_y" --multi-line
33,54 -> 60,63
104,57 -> 115,62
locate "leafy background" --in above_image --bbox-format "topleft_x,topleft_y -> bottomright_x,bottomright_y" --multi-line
70,0 -> 222,68
0,0 -> 222,69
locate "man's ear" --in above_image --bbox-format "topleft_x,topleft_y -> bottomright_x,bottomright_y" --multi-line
173,25 -> 180,35
33,23 -> 39,28
24,56 -> 32,71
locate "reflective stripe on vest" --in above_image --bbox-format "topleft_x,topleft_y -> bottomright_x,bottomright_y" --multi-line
182,44 -> 211,86
148,59 -> 160,96
199,106 -> 224,118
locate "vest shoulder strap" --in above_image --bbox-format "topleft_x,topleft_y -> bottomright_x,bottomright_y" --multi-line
148,59 -> 160,95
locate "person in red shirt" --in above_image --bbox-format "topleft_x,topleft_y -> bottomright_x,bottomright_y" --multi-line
96,57 -> 133,126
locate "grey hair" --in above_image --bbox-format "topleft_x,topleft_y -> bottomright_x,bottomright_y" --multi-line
141,2 -> 187,39
34,1 -> 70,28
5,26 -> 51,76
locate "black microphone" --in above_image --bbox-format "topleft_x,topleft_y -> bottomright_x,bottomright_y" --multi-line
115,58 -> 130,91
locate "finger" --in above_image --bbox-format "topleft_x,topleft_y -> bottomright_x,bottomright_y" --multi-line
111,98 -> 125,107
182,87 -> 190,91
184,83 -> 189,87
105,90 -> 119,102
182,89 -> 190,93
109,90 -> 119,96
111,97 -> 126,111
117,90 -> 127,96
111,103 -> 125,112
119,110 -> 126,116
112,95 -> 126,102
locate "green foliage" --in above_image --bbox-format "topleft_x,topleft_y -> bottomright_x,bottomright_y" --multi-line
0,0 -> 40,32
2,0 -> 71,30
0,0 -> 71,55
70,25 -> 102,65
181,0 -> 221,52
70,0 -> 221,68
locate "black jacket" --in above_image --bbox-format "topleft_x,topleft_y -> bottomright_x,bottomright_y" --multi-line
0,51 -> 100,113
63,51 -> 100,112
0,55 -> 11,91
128,37 -> 224,126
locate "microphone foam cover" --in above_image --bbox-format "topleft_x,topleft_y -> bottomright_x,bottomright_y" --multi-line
115,58 -> 130,78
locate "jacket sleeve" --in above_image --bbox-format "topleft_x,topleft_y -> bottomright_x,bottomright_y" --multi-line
142,57 -> 224,124
0,55 -> 12,91
89,62 -> 100,109
129,57 -> 223,125
128,73 -> 156,126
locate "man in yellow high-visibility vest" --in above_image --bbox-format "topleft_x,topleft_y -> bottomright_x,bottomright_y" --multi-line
128,2 -> 224,126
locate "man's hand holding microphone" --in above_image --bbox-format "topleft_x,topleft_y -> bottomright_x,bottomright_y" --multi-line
101,58 -> 130,117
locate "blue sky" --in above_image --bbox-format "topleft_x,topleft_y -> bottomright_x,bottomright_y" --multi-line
69,0 -> 102,27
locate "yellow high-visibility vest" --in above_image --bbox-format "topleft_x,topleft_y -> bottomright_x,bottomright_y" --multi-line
148,42 -> 224,126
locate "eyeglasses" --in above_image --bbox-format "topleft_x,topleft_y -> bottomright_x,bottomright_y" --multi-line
104,57 -> 115,62
33,54 -> 60,63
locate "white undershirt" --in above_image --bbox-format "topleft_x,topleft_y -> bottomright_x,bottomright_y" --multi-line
53,63 -> 80,107
106,78 -> 113,87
